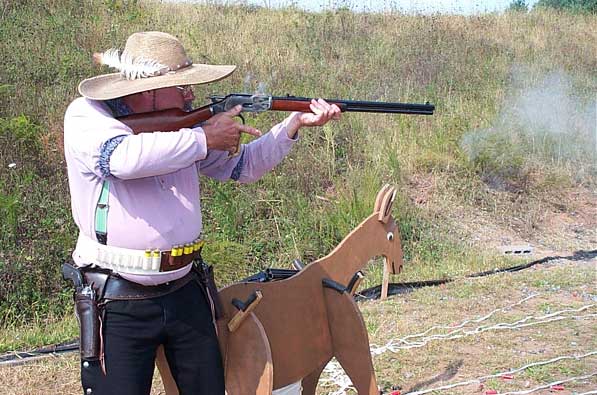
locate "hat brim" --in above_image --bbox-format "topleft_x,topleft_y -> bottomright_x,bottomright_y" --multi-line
78,63 -> 236,100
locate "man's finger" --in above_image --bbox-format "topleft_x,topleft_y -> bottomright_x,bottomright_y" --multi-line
224,104 -> 243,117
319,99 -> 334,119
238,124 -> 262,137
317,98 -> 332,111
319,100 -> 333,120
331,104 -> 342,120
310,102 -> 324,115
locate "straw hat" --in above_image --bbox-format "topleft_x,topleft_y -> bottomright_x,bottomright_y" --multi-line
78,31 -> 236,100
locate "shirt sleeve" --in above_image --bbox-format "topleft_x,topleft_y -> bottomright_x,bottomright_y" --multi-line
64,98 -> 208,179
198,116 -> 298,183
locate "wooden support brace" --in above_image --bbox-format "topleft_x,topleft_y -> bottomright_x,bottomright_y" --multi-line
228,290 -> 263,332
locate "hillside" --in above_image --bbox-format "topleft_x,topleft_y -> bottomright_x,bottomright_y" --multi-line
0,0 -> 595,338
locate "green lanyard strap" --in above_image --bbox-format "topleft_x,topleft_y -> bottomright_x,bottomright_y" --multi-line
94,179 -> 110,245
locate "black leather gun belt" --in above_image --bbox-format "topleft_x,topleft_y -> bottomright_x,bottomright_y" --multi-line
77,264 -> 198,301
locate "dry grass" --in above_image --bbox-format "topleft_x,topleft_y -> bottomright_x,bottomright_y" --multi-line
2,1 -> 596,326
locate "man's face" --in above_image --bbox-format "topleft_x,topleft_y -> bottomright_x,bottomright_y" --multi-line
153,85 -> 195,112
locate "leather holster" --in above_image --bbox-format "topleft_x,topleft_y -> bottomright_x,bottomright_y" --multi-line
74,291 -> 101,361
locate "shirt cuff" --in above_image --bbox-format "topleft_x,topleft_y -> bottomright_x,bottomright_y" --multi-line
190,126 -> 208,161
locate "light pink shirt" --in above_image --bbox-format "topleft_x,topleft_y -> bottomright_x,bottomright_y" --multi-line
64,97 -> 297,285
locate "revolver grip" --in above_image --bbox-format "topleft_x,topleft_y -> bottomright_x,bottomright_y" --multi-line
62,262 -> 84,289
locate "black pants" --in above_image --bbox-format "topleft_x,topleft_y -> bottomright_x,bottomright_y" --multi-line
80,280 -> 225,395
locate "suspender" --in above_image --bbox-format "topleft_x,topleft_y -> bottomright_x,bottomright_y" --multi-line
94,179 -> 110,245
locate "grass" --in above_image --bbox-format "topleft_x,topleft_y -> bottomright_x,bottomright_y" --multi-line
0,315 -> 78,354
0,0 -> 595,348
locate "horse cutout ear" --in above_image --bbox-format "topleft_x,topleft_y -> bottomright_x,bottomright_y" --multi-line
377,186 -> 396,223
374,184 -> 392,214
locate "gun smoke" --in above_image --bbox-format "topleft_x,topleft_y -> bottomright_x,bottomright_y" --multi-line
460,67 -> 596,190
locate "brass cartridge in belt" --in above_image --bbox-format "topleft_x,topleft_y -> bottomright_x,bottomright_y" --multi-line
175,245 -> 184,265
144,249 -> 152,270
151,249 -> 161,271
192,239 -> 202,259
169,245 -> 180,266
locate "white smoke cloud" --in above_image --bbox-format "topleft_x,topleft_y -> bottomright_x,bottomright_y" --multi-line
461,66 -> 596,189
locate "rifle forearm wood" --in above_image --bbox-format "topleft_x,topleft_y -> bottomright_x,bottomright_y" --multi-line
270,100 -> 313,112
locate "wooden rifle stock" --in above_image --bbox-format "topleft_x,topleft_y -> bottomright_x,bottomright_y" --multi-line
117,106 -> 213,134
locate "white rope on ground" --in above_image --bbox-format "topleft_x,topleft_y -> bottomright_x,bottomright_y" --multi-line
371,305 -> 596,352
403,351 -> 597,395
321,351 -> 597,395
398,293 -> 540,344
578,391 -> 597,395
319,359 -> 354,395
320,302 -> 595,394
498,372 -> 597,395
371,293 -> 541,352
394,305 -> 595,348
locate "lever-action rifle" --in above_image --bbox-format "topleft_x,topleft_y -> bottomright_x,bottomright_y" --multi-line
117,93 -> 435,134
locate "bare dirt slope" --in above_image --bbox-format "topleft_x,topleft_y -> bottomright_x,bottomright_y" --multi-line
408,177 -> 596,258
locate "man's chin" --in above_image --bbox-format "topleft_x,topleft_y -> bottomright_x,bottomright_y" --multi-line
184,102 -> 194,112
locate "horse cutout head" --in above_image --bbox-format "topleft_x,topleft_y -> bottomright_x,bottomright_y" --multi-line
315,183 -> 404,289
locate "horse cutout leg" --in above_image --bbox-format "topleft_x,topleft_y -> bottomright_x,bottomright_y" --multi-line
222,312 -> 273,395
301,359 -> 330,395
324,288 -> 378,394
157,312 -> 273,395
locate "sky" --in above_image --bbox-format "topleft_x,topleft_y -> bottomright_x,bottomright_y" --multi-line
177,0 -> 542,14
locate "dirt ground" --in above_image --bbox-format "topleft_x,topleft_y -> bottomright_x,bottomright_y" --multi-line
409,179 -> 597,258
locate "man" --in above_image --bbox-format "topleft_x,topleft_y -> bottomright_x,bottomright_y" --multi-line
64,31 -> 341,395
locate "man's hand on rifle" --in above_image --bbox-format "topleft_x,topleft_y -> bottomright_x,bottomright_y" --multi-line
202,105 -> 262,154
286,98 -> 342,138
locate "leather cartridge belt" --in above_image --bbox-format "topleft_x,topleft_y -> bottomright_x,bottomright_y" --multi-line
76,264 -> 200,302
104,269 -> 199,301
74,233 -> 204,275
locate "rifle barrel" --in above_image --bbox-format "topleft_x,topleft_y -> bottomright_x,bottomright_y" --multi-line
272,96 -> 435,115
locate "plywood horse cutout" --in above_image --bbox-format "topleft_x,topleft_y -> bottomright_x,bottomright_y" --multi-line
157,184 -> 404,394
